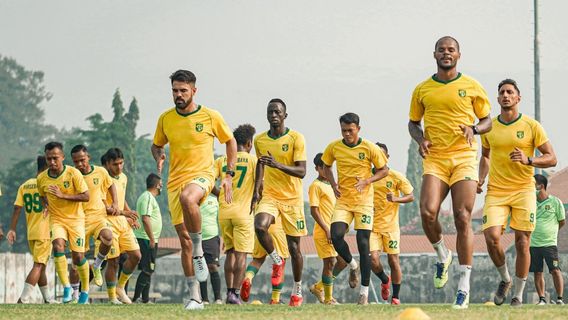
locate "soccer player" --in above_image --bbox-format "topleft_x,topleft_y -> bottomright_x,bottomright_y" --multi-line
6,156 -> 58,304
478,79 -> 557,307
370,143 -> 414,305
308,152 -> 349,305
322,112 -> 389,305
199,194 -> 222,304
242,216 -> 290,304
70,145 -> 118,289
214,124 -> 257,305
101,148 -> 142,304
132,173 -> 163,304
408,36 -> 492,308
531,174 -> 565,305
151,69 -> 237,310
36,142 -> 90,304
252,98 -> 307,306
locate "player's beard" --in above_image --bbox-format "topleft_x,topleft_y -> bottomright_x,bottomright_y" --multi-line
436,59 -> 457,71
175,97 -> 192,110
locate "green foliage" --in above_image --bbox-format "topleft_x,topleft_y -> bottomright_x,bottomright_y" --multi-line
399,139 -> 423,232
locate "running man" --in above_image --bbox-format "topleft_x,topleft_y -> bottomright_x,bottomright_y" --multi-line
308,153 -> 348,305
370,142 -> 414,305
408,36 -> 492,308
7,156 -> 58,304
37,142 -> 91,304
252,98 -> 307,306
479,79 -> 557,307
322,112 -> 389,305
214,124 -> 257,304
531,174 -> 565,305
151,69 -> 237,310
101,148 -> 142,304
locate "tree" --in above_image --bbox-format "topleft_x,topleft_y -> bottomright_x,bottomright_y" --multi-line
400,139 -> 423,231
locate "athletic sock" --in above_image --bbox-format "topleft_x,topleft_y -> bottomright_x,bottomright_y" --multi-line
375,270 -> 390,284
432,238 -> 449,263
39,285 -> 50,302
513,276 -> 527,302
93,252 -> 106,269
269,250 -> 283,265
142,277 -> 151,302
349,259 -> 358,270
20,283 -> 34,302
360,285 -> 369,296
322,275 -> 333,302
245,265 -> 259,281
314,280 -> 324,291
71,282 -> 80,299
54,253 -> 70,286
211,271 -> 221,301
186,276 -> 201,302
189,233 -> 203,257
117,269 -> 133,289
497,263 -> 512,283
457,265 -> 472,294
76,258 -> 90,292
234,288 -> 240,297
392,283 -> 401,299
107,282 -> 117,300
199,280 -> 208,302
272,282 -> 283,302
332,266 -> 343,278
134,272 -> 150,302
293,281 -> 302,297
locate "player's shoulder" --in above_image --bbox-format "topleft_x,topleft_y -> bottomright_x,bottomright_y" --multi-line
37,170 -> 48,181
158,107 -> 178,119
21,178 -> 37,189
92,165 -> 107,174
288,128 -> 305,140
66,165 -> 83,177
388,168 -> 404,178
254,131 -> 269,142
326,138 -> 343,149
518,114 -> 540,127
361,138 -> 378,148
459,73 -> 486,89
200,105 -> 224,120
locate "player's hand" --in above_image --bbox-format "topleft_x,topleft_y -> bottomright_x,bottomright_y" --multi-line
250,191 -> 261,214
459,124 -> 474,147
325,229 -> 332,244
156,153 -> 166,175
386,193 -> 395,203
0,228 -> 4,241
149,240 -> 155,249
258,151 -> 280,169
418,139 -> 432,158
43,206 -> 49,218
354,177 -> 369,193
331,184 -> 341,198
6,230 -> 16,245
510,147 -> 529,165
127,217 -> 140,229
221,175 -> 233,204
48,185 -> 65,199
110,203 -> 119,216
476,179 -> 485,194
123,210 -> 139,221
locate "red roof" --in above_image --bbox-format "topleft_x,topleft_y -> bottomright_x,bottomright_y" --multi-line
158,233 -> 515,256
548,167 -> 568,204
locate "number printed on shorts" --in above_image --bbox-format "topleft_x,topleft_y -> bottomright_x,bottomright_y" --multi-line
530,212 -> 535,223
76,238 -> 84,247
23,193 -> 43,214
361,214 -> 371,225
388,240 -> 398,249
296,220 -> 305,230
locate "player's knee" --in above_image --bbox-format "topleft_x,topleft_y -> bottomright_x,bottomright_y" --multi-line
254,220 -> 269,235
71,253 -> 83,265
453,212 -> 471,229
100,229 -> 113,244
515,235 -> 530,251
131,251 -> 142,263
331,232 -> 344,246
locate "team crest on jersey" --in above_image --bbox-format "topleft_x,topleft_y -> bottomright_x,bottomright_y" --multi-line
282,144 -> 289,152
358,152 -> 365,160
545,205 -> 551,210
93,178 -> 99,185
386,181 -> 393,188
63,181 -> 70,188
195,123 -> 204,132
458,89 -> 466,97
516,131 -> 524,139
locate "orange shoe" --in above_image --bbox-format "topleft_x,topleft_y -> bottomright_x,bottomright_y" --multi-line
241,278 -> 251,302
289,294 -> 303,307
391,297 -> 401,305
269,299 -> 280,305
271,260 -> 286,287
381,276 -> 391,301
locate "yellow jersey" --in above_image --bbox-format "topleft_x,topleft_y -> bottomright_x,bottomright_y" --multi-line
372,169 -> 413,232
322,138 -> 388,209
308,179 -> 336,239
254,128 -> 306,206
214,152 -> 258,219
82,165 -> 113,223
105,172 -> 130,229
481,114 -> 548,194
37,165 -> 88,223
153,105 -> 234,190
14,178 -> 50,240
409,73 -> 491,155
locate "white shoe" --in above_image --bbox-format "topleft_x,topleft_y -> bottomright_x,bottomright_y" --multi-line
193,256 -> 208,282
116,287 -> 132,304
44,298 -> 61,304
214,299 -> 223,305
109,298 -> 123,305
185,299 -> 204,310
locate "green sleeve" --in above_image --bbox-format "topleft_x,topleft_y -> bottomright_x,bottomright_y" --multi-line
136,193 -> 151,216
556,198 -> 566,221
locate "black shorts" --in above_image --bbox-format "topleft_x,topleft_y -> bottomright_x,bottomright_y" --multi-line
529,246 -> 561,273
203,236 -> 220,266
137,238 -> 158,274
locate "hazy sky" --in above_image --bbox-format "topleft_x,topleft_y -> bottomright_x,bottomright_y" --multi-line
1,0 -> 567,206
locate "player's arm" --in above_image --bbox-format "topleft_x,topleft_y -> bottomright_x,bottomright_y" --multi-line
139,195 -> 155,248
510,141 -> 557,168
477,146 -> 490,194
310,206 -> 331,244
408,120 -> 431,158
107,183 -> 119,215
355,166 -> 389,193
48,185 -> 89,202
211,186 -> 220,197
559,220 -> 566,229
460,116 -> 492,146
387,192 -> 414,204
122,201 -> 139,221
258,152 -> 306,178
6,205 -> 23,245
322,164 -> 340,198
151,144 -> 167,175
250,162 -> 264,213
221,138 -> 237,204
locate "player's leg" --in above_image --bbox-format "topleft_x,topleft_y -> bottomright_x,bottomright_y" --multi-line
546,246 -> 564,304
510,229 -> 531,306
142,243 -> 158,303
370,233 -> 390,301
355,229 -> 372,305
286,235 -> 303,305
530,246 -> 545,304
230,217 -> 252,304
534,271 -> 545,304
19,263 -> 43,303
254,212 -> 277,261
179,183 -> 208,282
330,221 -> 359,289
388,254 -> 402,304
68,222 -> 89,304
38,263 -> 56,303
105,257 -> 120,304
93,226 -> 113,286
68,266 -> 80,301
133,238 -> 148,303
173,223 -> 202,307
207,262 -> 222,303
449,179 -> 476,307
241,251 -> 264,303
116,230 -> 142,305
484,225 -> 511,305
322,256 -> 336,304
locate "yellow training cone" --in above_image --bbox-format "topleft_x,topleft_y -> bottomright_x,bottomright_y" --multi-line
251,300 -> 263,305
396,307 -> 431,320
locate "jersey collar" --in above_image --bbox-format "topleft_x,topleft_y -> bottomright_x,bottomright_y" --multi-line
175,105 -> 201,117
48,165 -> 66,179
342,138 -> 362,148
497,113 -> 522,126
432,72 -> 462,84
267,127 -> 290,140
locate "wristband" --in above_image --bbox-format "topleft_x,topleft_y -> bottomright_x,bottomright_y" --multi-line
527,157 -> 533,166
471,125 -> 479,135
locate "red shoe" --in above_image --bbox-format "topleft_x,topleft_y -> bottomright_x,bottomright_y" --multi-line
289,294 -> 303,307
381,276 -> 391,301
269,299 -> 279,305
271,259 -> 286,287
391,297 -> 401,305
241,278 -> 251,302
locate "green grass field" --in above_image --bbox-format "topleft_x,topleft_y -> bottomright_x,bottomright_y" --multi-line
1,303 -> 566,320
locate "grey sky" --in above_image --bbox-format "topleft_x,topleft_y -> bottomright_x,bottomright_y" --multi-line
1,0 -> 567,206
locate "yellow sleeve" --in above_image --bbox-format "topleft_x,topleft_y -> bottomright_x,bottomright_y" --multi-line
213,157 -> 223,179
321,142 -> 335,167
14,184 -> 24,207
74,171 -> 89,194
293,133 -> 307,162
251,155 -> 258,181
481,133 -> 490,149
409,84 -> 424,122
472,82 -> 491,119
254,136 -> 261,158
37,177 -> 45,197
152,113 -> 168,147
211,109 -> 233,144
102,169 -> 113,191
397,173 -> 414,195
533,121 -> 549,148
308,183 -> 320,207
370,143 -> 388,169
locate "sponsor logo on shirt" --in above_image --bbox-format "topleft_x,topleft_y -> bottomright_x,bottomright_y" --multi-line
196,123 -> 204,132
93,178 -> 99,185
386,181 -> 393,188
358,152 -> 365,160
516,131 -> 524,139
458,89 -> 467,97
282,144 -> 289,152
63,181 -> 70,188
